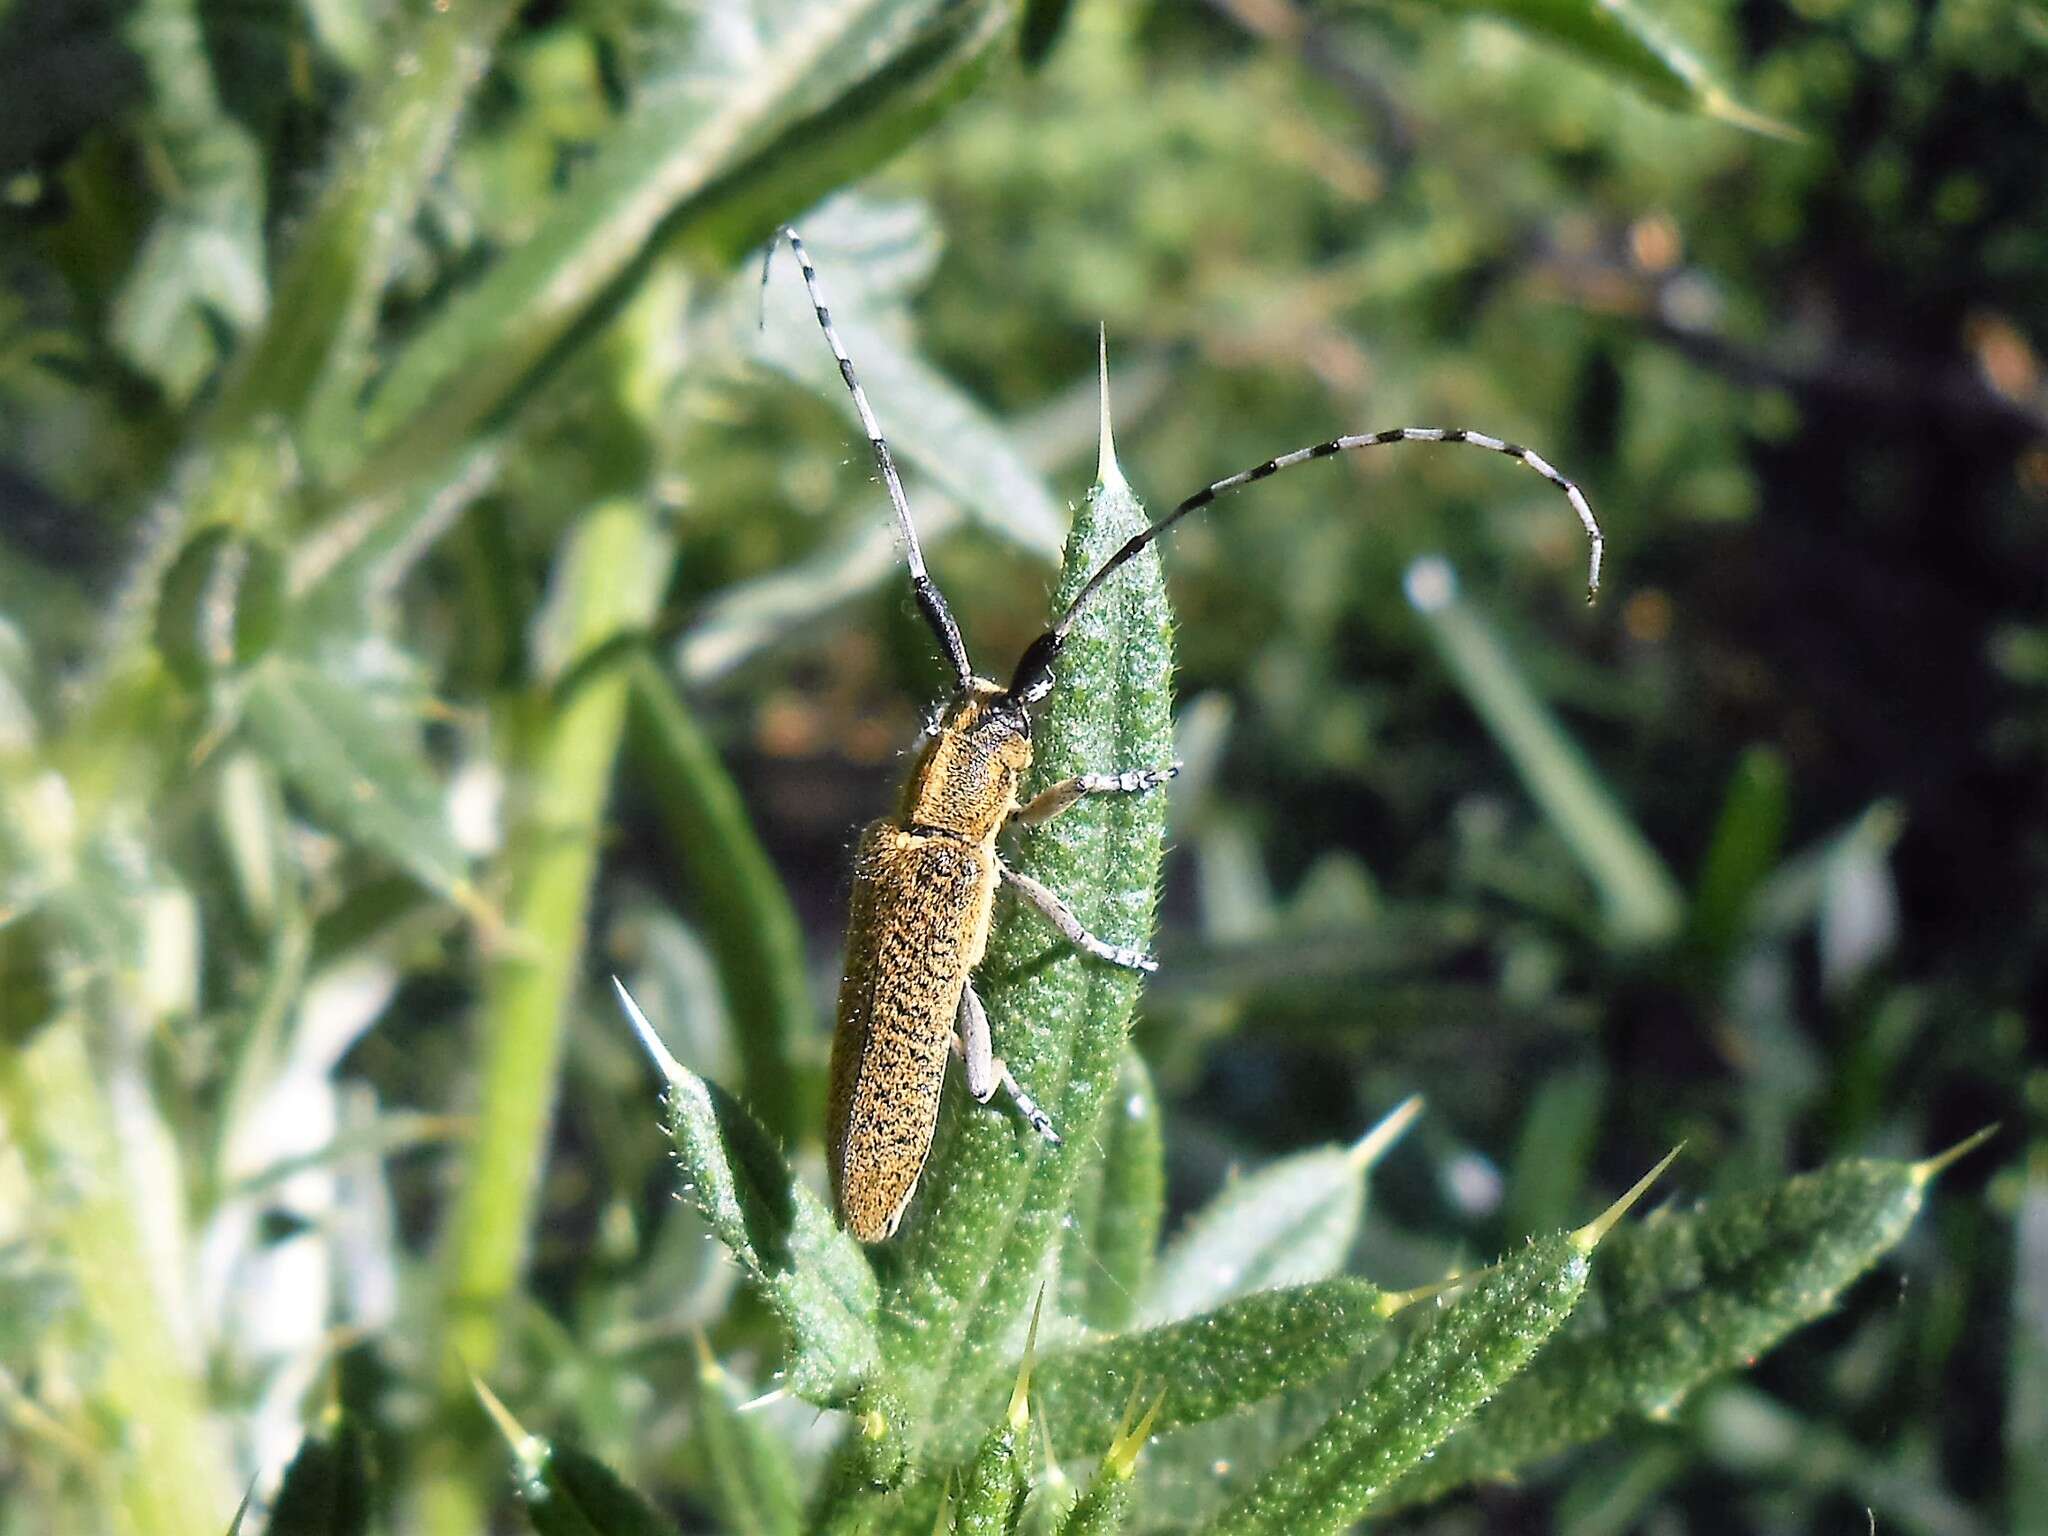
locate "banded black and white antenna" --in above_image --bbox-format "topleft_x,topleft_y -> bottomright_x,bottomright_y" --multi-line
765,225 -> 975,690
1053,427 -> 1605,641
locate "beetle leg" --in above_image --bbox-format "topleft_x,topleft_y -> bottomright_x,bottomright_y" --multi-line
955,982 -> 1061,1145
956,981 -> 998,1101
1017,763 -> 1181,827
997,860 -> 1158,972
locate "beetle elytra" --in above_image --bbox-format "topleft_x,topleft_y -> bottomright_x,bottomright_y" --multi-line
766,225 -> 1603,1242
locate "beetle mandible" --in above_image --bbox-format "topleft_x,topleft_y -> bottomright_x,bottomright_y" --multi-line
765,225 -> 1604,1242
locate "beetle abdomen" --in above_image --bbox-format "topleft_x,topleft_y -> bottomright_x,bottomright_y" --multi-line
828,821 -> 998,1241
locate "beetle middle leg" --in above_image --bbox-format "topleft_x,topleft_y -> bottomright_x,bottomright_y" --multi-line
998,859 -> 1158,972
1017,763 -> 1180,827
955,981 -> 1061,1145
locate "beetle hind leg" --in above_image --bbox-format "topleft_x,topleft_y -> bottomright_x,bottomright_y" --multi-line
956,982 -> 1062,1146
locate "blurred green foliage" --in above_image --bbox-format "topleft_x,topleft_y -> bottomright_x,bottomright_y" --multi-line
0,0 -> 2042,1531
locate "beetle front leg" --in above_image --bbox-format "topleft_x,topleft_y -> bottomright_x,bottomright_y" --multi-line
1017,763 -> 1180,828
998,860 -> 1158,972
955,982 -> 1061,1145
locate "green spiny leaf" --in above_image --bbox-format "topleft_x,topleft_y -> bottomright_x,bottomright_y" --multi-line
1058,1050 -> 1163,1333
877,355 -> 1174,1428
948,1279 -> 1397,1466
266,1416 -> 372,1536
1198,1155 -> 1677,1535
1142,1097 -> 1420,1323
1201,1233 -> 1591,1535
1379,1148 -> 1971,1511
687,1337 -> 803,1536
616,980 -> 882,1404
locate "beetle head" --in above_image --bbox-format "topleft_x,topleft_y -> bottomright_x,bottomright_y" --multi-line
1002,630 -> 1064,713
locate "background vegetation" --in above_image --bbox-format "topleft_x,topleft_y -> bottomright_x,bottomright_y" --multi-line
1,0 -> 2042,1531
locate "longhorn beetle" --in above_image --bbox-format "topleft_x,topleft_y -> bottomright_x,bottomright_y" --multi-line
766,225 -> 1604,1242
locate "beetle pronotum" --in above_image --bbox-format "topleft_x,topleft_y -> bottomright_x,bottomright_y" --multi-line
767,225 -> 1603,1242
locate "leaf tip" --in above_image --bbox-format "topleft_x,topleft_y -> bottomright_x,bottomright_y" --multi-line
1572,1144 -> 1684,1252
612,975 -> 686,1085
1009,1286 -> 1046,1431
1349,1094 -> 1424,1171
1096,326 -> 1128,494
471,1372 -> 547,1477
1913,1123 -> 2000,1185
1703,88 -> 1807,143
1378,1264 -> 1489,1316
1103,1384 -> 1165,1480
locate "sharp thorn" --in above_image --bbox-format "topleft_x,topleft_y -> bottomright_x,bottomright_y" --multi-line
1912,1123 -> 2000,1185
1572,1145 -> 1685,1252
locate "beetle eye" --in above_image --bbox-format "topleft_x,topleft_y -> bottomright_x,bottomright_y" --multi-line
1006,631 -> 1062,707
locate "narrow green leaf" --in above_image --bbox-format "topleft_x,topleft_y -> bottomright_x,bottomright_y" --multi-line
1201,1234 -> 1591,1535
1688,745 -> 1790,965
995,1279 -> 1397,1465
339,0 -> 1008,498
1379,1150 -> 1962,1511
1199,1157 -> 1676,1536
1058,1050 -> 1163,1333
477,1378 -> 680,1536
239,657 -> 470,902
1369,0 -> 1796,135
267,1417 -> 372,1536
628,653 -> 809,1144
1142,1097 -> 1421,1323
616,980 -> 882,1403
1405,557 -> 1684,948
688,1337 -> 803,1536
876,362 -> 1174,1426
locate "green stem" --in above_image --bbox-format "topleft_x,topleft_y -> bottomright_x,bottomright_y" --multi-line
0,1024 -> 235,1536
421,499 -> 674,1527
